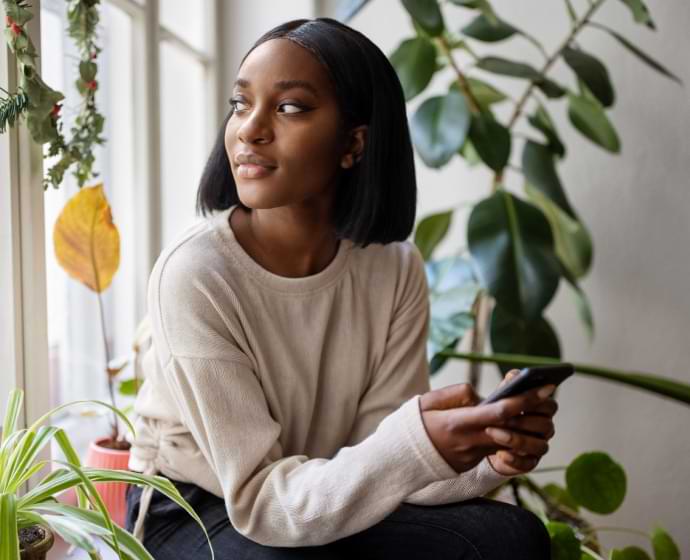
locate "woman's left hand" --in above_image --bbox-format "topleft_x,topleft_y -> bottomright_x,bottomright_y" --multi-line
484,371 -> 559,476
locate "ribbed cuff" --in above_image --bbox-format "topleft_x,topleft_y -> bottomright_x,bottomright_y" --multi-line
396,394 -> 460,481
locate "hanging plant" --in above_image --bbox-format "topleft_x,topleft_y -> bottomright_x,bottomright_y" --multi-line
1,0 -> 105,190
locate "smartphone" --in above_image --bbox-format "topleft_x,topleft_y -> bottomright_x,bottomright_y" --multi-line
480,363 -> 574,405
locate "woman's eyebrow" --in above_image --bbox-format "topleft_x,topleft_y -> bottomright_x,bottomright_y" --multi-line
233,78 -> 320,98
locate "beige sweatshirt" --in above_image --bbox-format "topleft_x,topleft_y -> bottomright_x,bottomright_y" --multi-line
128,203 -> 515,547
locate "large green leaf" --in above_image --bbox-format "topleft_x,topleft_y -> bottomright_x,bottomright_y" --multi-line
467,190 -> 561,321
390,37 -> 437,101
546,521 -> 581,560
411,91 -> 471,168
434,350 -> 690,405
449,78 -> 507,110
489,303 -> 561,376
650,526 -> 680,560
401,0 -> 445,37
591,23 -> 682,84
0,493 -> 20,560
618,0 -> 655,29
610,547 -> 652,560
33,503 -> 156,560
426,256 -> 479,368
567,92 -> 620,153
467,111 -> 511,172
522,141 -> 575,218
460,13 -> 518,42
476,56 -> 565,98
562,46 -> 615,108
448,0 -> 498,24
525,183 -> 593,280
527,103 -> 565,158
1,389 -> 23,446
415,210 -> 453,260
566,451 -> 626,514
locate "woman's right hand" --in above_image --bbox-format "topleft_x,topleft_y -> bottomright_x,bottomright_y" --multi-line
419,372 -> 554,474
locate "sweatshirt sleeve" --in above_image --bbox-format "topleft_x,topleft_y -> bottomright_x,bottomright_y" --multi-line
147,243 -> 464,547
344,242 -> 516,505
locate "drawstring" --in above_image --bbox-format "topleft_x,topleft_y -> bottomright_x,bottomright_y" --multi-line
132,463 -> 157,542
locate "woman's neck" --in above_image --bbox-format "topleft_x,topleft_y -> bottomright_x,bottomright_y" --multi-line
229,205 -> 340,278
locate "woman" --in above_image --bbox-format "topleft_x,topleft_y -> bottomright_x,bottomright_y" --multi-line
125,17 -> 558,559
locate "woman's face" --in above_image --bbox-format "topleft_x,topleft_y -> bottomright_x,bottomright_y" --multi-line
225,38 -> 363,211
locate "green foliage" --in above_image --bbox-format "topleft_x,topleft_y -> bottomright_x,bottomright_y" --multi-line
410,90 -> 471,167
0,388 -> 214,559
566,451 -> 626,514
336,0 -> 686,555
468,190 -> 561,321
1,0 -> 106,189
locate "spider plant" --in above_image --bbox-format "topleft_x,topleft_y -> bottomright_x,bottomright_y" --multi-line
0,388 -> 215,559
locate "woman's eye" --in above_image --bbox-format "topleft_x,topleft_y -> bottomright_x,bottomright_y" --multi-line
229,98 -> 305,115
229,98 -> 248,112
278,103 -> 305,114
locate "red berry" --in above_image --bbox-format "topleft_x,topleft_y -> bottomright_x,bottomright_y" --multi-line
11,23 -> 22,35
50,103 -> 61,118
87,80 -> 97,90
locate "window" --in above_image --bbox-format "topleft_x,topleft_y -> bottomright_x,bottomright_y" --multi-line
33,0 -> 219,458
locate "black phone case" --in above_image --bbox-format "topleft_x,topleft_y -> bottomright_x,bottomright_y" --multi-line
480,364 -> 574,404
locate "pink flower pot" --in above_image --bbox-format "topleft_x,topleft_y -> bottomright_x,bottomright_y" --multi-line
84,437 -> 131,528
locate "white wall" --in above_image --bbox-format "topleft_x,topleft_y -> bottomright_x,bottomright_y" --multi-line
221,0 -> 690,553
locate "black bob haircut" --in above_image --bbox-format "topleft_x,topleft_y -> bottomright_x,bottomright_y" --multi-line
196,17 -> 418,248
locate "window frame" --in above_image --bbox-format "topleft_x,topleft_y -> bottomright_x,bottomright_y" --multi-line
0,0 -> 220,473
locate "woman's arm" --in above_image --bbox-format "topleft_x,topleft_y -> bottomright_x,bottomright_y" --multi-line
344,243 -> 516,505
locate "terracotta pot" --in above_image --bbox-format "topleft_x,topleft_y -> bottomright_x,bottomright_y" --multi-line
19,524 -> 54,560
84,437 -> 131,528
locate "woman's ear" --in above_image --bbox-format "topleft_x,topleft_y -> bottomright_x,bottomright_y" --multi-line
340,125 -> 368,168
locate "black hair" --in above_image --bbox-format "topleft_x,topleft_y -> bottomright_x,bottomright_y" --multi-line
196,17 -> 417,247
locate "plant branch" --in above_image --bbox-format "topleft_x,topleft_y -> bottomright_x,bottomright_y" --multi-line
436,36 -> 482,114
507,0 -> 607,129
563,0 -> 578,24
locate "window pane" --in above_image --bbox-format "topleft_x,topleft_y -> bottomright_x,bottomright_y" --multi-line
41,1 -> 138,454
160,0 -> 209,52
160,42 -> 207,247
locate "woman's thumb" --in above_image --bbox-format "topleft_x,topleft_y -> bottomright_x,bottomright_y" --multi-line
420,383 -> 481,411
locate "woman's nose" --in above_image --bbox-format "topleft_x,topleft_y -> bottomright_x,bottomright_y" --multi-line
237,109 -> 273,144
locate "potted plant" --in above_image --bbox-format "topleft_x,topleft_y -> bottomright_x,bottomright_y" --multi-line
0,388 -> 214,559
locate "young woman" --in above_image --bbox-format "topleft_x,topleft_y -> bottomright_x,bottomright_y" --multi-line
124,17 -> 558,559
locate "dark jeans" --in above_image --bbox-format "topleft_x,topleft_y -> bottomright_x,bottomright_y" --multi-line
125,480 -> 551,559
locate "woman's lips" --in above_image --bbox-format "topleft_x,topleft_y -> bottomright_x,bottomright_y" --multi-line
237,163 -> 277,179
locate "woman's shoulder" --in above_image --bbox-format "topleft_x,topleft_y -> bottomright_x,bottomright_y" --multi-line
351,238 -> 425,279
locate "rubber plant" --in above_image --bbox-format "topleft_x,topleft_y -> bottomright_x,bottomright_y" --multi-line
0,388 -> 214,559
335,0 -> 686,558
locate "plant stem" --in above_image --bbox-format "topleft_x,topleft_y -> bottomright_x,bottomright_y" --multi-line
582,526 -> 650,539
581,546 -> 607,560
563,0 -> 578,23
96,290 -> 118,441
530,465 -> 568,474
436,36 -> 482,114
507,0 -> 607,129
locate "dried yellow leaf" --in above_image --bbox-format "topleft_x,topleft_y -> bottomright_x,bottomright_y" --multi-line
54,183 -> 120,293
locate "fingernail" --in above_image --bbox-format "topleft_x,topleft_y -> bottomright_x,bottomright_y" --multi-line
486,427 -> 512,444
538,385 -> 556,399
